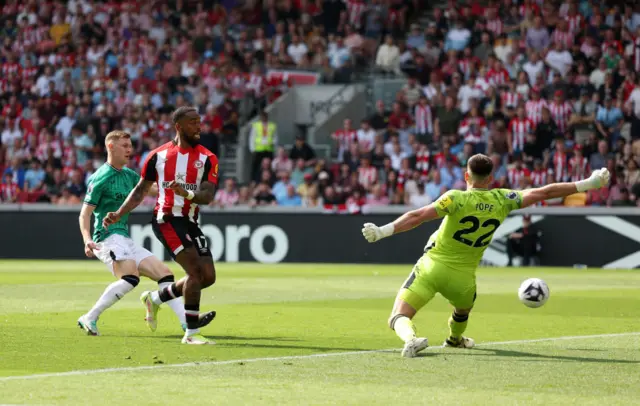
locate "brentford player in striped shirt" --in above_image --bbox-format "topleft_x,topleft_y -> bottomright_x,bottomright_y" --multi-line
104,107 -> 219,345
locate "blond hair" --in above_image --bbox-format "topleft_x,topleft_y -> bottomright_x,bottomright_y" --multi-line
105,130 -> 131,146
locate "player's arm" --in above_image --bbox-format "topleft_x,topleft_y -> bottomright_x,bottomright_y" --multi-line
115,178 -> 155,216
104,153 -> 157,227
79,203 -> 99,257
362,192 -> 455,243
521,169 -> 610,208
168,154 -> 219,205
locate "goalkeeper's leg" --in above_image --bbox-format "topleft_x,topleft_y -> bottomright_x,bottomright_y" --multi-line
443,286 -> 476,349
388,266 -> 435,358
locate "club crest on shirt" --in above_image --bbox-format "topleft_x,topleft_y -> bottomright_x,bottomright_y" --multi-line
506,191 -> 517,200
194,160 -> 204,169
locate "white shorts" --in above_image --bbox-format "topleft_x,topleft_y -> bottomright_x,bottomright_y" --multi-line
93,234 -> 154,275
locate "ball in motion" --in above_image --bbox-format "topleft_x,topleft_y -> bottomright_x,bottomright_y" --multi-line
518,278 -> 550,308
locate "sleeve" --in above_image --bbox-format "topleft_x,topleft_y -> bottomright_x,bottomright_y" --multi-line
434,190 -> 459,217
203,153 -> 219,186
83,179 -> 102,206
125,167 -> 141,183
500,188 -> 524,213
141,152 -> 158,181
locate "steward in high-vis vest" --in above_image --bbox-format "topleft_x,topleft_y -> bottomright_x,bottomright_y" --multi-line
249,110 -> 278,181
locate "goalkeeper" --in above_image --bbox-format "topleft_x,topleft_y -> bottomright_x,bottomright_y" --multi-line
362,154 -> 610,358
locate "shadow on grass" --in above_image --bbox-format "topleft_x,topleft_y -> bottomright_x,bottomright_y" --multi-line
154,335 -> 301,341
433,347 -> 640,364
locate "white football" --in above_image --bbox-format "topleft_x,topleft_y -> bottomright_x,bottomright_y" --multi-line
518,278 -> 550,308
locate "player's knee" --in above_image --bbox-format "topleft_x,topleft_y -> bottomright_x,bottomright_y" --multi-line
200,271 -> 215,288
121,274 -> 140,287
453,308 -> 472,319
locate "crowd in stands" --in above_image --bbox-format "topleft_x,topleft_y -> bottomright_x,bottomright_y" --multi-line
1,0 -> 639,210
241,0 -> 640,211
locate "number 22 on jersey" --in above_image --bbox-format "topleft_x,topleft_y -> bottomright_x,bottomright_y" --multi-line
452,216 -> 501,248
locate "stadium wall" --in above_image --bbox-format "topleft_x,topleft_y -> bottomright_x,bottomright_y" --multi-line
1,206 -> 639,268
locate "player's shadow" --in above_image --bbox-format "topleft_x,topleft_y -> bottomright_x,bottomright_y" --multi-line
158,335 -> 301,342
440,347 -> 640,364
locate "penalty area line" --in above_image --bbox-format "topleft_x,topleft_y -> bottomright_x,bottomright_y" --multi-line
0,331 -> 638,382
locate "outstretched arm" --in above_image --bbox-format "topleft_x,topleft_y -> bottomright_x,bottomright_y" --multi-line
521,169 -> 610,208
362,204 -> 442,243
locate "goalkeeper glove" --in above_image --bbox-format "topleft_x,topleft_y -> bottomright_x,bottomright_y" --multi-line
575,168 -> 611,192
362,223 -> 394,243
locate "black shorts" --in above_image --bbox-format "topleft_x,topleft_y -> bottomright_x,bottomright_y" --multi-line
151,217 -> 211,259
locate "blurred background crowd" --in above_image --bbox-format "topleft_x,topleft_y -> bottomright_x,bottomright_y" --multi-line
1,0 -> 639,211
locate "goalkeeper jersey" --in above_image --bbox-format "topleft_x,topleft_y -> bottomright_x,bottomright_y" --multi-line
425,188 -> 523,275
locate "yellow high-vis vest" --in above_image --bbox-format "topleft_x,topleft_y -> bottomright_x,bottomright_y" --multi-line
253,121 -> 276,152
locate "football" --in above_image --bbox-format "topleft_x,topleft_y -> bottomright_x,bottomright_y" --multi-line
518,278 -> 550,308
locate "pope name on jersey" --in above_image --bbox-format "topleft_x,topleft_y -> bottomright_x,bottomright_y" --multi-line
426,188 -> 522,272
84,163 -> 141,242
141,141 -> 219,223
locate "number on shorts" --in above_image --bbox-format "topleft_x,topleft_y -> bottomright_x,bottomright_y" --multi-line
194,235 -> 208,250
452,216 -> 501,248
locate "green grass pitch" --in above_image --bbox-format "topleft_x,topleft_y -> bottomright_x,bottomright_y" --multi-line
0,261 -> 639,405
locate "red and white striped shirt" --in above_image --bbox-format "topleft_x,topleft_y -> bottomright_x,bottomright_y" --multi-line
531,169 -> 547,187
525,99 -> 547,125
548,101 -> 573,133
486,18 -> 504,36
358,166 -> 377,190
569,155 -> 589,181
347,0 -> 366,28
552,151 -> 569,182
508,117 -> 534,151
487,68 -> 510,87
214,189 -> 239,206
332,129 -> 358,153
141,141 -> 220,223
459,116 -> 488,144
415,150 -> 431,180
0,182 -> 19,202
501,91 -> 521,109
566,15 -> 583,33
414,104 -> 433,134
246,73 -> 265,97
397,169 -> 412,185
552,30 -> 573,49
507,167 -> 531,188
1,62 -> 21,77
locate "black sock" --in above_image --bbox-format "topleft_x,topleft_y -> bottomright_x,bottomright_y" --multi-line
185,304 -> 200,330
158,282 -> 182,303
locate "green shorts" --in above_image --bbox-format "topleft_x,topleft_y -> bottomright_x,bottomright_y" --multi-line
399,254 -> 477,310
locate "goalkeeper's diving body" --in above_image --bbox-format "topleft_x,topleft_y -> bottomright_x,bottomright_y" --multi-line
362,154 -> 610,358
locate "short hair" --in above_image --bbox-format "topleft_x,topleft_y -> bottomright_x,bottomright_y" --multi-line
467,154 -> 493,178
172,106 -> 198,124
105,130 -> 131,146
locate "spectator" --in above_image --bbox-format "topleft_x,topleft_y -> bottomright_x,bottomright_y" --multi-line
407,182 -> 431,207
213,178 -> 240,208
249,111 -> 278,180
595,96 -> 624,143
23,160 -> 46,193
272,147 -> 293,174
375,35 -> 400,73
277,184 -> 302,207
302,184 -> 323,208
0,173 -> 19,203
252,182 -> 276,207
289,135 -> 316,168
590,140 -> 612,171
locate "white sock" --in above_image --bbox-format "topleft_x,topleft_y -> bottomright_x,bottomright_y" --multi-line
158,282 -> 186,325
186,328 -> 200,336
86,279 -> 136,321
150,290 -> 162,305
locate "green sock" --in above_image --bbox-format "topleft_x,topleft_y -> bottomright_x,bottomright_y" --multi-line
393,316 -> 417,343
448,312 -> 469,340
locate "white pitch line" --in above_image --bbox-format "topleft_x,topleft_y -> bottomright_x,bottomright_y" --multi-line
0,332 -> 638,383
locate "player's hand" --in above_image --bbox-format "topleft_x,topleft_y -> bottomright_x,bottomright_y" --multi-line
586,168 -> 611,190
84,241 -> 99,258
362,223 -> 385,243
102,212 -> 121,229
167,180 -> 188,198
